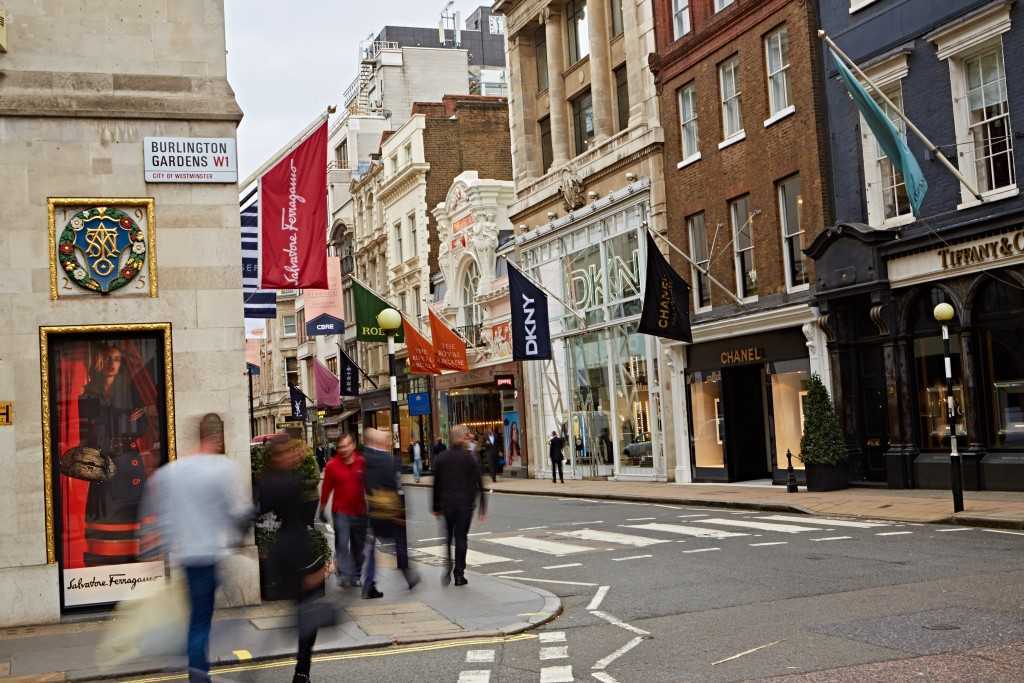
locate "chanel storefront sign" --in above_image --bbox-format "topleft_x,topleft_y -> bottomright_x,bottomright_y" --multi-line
720,347 -> 765,366
889,228 -> 1024,287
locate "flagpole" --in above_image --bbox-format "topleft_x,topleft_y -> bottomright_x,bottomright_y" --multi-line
339,342 -> 378,389
239,105 -> 337,190
647,229 -> 744,306
508,262 -> 587,324
818,30 -> 983,201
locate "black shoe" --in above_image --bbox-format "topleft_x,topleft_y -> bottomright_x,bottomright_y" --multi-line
454,576 -> 468,587
404,568 -> 421,590
363,585 -> 383,599
293,674 -> 311,683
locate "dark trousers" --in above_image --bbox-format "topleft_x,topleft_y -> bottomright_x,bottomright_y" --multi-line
489,454 -> 500,482
551,458 -> 564,483
185,564 -> 218,681
444,507 -> 474,578
332,513 -> 367,581
365,518 -> 410,591
294,587 -> 321,680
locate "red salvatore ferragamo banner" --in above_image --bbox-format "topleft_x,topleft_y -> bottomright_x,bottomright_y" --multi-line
429,309 -> 468,372
259,120 -> 328,289
403,319 -> 439,375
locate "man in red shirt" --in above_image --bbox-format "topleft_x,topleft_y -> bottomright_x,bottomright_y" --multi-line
318,433 -> 367,588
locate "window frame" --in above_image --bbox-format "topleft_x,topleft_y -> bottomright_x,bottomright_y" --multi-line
282,314 -> 297,338
729,194 -> 757,302
567,0 -> 590,65
407,211 -> 417,260
718,55 -> 745,144
678,82 -> 700,165
539,115 -> 554,173
672,0 -> 691,40
957,44 -> 1016,202
572,88 -> 596,156
393,220 -> 403,263
714,0 -> 735,12
614,64 -> 629,132
610,0 -> 624,38
535,26 -> 549,92
687,212 -> 712,312
764,26 -> 794,121
777,174 -> 809,292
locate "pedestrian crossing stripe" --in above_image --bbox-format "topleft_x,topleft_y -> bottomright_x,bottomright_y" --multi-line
413,546 -> 514,566
757,514 -> 888,529
555,528 -> 671,547
696,518 -> 824,533
623,522 -> 748,539
482,535 -> 595,556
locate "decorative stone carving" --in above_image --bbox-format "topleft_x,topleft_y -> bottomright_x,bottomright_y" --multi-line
869,303 -> 890,336
559,167 -> 584,211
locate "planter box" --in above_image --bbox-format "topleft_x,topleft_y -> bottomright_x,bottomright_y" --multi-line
805,462 -> 850,492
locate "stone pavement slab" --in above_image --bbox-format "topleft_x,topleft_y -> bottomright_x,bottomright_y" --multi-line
404,475 -> 1024,528
0,564 -> 559,681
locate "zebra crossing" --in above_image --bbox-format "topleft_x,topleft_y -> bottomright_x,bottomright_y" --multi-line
411,512 -> 931,571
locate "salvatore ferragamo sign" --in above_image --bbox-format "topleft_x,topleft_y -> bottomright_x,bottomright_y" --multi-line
888,228 -> 1024,287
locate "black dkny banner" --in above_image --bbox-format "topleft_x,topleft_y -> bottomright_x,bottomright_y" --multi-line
339,349 -> 360,397
508,264 -> 552,361
289,384 -> 308,420
638,232 -> 693,343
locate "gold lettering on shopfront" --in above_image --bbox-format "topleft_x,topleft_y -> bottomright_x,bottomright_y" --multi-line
720,347 -> 764,366
938,230 -> 1024,271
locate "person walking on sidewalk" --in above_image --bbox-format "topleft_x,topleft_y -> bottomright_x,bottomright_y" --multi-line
146,415 -> 252,683
483,429 -> 502,483
318,433 -> 366,589
432,424 -> 487,587
362,428 -> 420,599
411,438 -> 423,483
258,435 -> 330,683
549,431 -> 565,484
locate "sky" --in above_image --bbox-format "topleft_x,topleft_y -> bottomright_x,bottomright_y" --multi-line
226,0 -> 490,181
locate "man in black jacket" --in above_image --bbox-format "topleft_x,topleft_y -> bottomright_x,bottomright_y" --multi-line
549,431 -> 565,484
432,424 -> 487,587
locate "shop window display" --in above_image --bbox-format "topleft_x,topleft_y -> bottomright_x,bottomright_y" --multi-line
975,280 -> 1024,448
770,360 -> 808,469
689,371 -> 724,468
612,326 -> 652,468
909,289 -> 968,450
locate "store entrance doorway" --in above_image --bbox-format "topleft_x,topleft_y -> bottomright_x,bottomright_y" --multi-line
722,364 -> 771,481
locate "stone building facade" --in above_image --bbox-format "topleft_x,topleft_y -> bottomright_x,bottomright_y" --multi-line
652,0 -> 832,484
494,0 -> 672,482
0,0 -> 256,626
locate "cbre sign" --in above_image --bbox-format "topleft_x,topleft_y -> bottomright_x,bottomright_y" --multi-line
306,313 -> 345,337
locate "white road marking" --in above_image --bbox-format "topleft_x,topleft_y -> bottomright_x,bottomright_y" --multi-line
677,513 -> 709,518
750,541 -> 788,547
652,504 -> 683,510
544,562 -> 583,570
539,631 -> 567,644
984,528 -> 1024,536
876,531 -> 913,536
466,650 -> 495,663
569,520 -> 605,525
809,536 -> 852,542
592,673 -> 620,683
587,585 -> 611,611
625,522 -> 747,539
509,576 -> 599,587
540,665 -> 574,683
413,546 -> 512,566
540,646 -> 568,660
590,609 -> 650,636
484,535 -> 595,556
758,514 -> 888,529
711,640 -> 781,666
417,537 -> 446,543
611,554 -> 652,562
936,527 -> 972,532
683,547 -> 720,554
458,670 -> 491,683
557,529 -> 671,547
488,569 -> 524,576
467,531 -> 493,537
626,517 -> 657,521
519,525 -> 549,531
697,518 -> 822,534
593,636 -> 645,671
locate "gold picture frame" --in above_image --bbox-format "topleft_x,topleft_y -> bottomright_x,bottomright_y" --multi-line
47,197 -> 158,300
39,323 -> 176,565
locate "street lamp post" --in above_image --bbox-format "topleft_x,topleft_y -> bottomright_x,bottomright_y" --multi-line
377,308 -> 403,465
933,302 -> 964,513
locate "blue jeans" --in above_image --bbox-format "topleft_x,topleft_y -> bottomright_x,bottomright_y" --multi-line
184,564 -> 218,680
413,458 -> 422,482
363,519 -> 410,593
332,513 -> 367,581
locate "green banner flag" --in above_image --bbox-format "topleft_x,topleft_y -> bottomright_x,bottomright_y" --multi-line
353,279 -> 404,342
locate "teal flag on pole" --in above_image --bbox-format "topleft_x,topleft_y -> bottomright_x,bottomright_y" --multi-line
831,48 -> 928,216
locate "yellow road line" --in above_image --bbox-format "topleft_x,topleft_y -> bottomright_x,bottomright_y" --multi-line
119,633 -> 536,682
232,649 -> 252,660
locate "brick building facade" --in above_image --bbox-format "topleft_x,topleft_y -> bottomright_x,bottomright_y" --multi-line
651,0 -> 832,484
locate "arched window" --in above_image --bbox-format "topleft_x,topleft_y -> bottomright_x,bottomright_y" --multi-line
909,287 -> 968,450
974,279 -> 1024,448
461,261 -> 481,330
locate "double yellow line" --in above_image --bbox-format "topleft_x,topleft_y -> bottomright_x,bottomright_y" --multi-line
118,633 -> 536,682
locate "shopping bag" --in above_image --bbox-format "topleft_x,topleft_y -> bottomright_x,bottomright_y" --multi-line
96,572 -> 188,668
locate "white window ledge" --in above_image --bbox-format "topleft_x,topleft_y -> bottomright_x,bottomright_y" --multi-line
849,0 -> 880,14
763,105 -> 796,128
786,283 -> 811,295
718,131 -> 747,150
881,213 -> 917,229
738,295 -> 758,305
677,152 -> 702,169
957,184 -> 1020,211
696,305 -> 713,314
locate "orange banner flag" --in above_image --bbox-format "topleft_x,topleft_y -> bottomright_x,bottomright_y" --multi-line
429,309 -> 469,372
403,318 -> 439,375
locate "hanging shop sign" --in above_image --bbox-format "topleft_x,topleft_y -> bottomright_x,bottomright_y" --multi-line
888,228 -> 1024,287
144,137 -> 238,183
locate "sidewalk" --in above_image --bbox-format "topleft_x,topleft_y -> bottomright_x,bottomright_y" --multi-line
0,562 -> 559,681
404,475 -> 1024,528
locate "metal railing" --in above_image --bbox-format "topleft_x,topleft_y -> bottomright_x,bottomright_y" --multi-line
456,324 -> 485,348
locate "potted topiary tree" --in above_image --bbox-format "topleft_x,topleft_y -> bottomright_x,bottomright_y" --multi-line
799,374 -> 848,491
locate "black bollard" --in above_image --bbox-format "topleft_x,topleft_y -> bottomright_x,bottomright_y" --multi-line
786,449 -> 798,493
